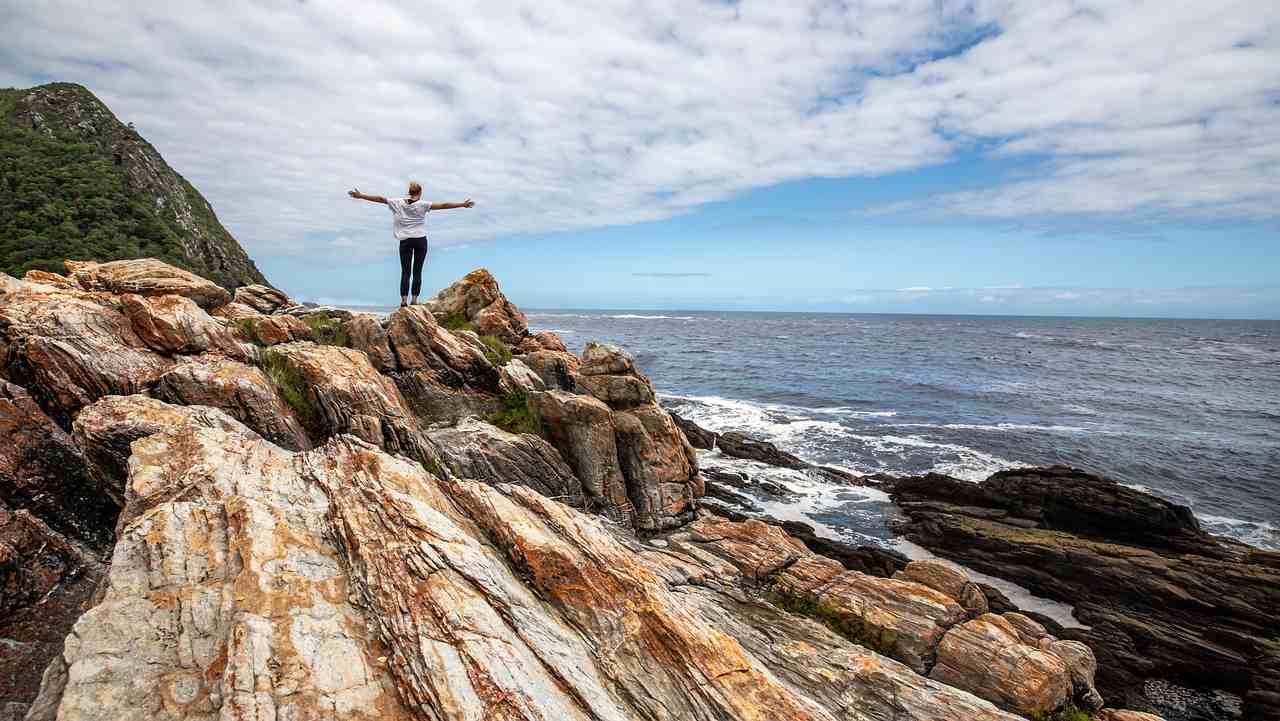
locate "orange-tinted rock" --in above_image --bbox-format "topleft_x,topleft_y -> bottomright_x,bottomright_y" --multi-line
894,559 -> 989,616
520,349 -> 581,390
72,394 -> 256,510
65,258 -> 230,308
342,313 -> 395,372
930,613 -> 1072,716
231,283 -> 288,313
424,268 -> 528,344
120,293 -> 247,357
0,292 -> 169,420
154,356 -> 311,450
266,342 -> 434,464
528,390 -> 633,520
614,404 -> 699,529
21,269 -> 79,290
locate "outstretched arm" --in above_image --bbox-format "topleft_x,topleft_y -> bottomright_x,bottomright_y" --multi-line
348,188 -> 388,204
429,199 -> 475,210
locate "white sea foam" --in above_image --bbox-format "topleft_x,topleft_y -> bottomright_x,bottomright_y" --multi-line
887,422 -> 1091,434
1196,514 -> 1280,550
846,433 -> 1019,482
604,314 -> 696,320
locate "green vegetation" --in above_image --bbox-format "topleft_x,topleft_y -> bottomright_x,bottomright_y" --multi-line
235,318 -> 261,345
1030,705 -> 1093,721
303,312 -> 347,347
487,388 -> 542,436
258,350 -> 318,431
443,312 -> 474,332
0,83 -> 265,287
478,334 -> 512,366
767,589 -> 899,657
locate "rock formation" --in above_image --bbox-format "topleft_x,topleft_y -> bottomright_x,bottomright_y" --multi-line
0,257 -> 1165,720
890,465 -> 1280,716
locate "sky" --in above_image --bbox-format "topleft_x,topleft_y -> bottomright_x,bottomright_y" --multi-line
2,1 -> 1278,318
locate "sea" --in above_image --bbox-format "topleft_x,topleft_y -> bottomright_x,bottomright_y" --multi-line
522,310 -> 1280,555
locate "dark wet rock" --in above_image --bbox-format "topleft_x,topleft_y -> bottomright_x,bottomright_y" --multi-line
0,504 -> 105,715
779,519 -> 910,577
0,381 -> 115,550
978,583 -> 1018,613
717,430 -> 808,469
890,465 -> 1280,705
669,410 -> 718,449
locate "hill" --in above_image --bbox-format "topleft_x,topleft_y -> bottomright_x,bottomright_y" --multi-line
0,82 -> 267,288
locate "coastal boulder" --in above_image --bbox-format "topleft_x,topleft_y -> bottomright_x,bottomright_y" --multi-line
515,330 -> 567,355
154,355 -> 311,450
520,349 -> 580,391
65,258 -> 230,308
423,268 -> 528,345
895,559 -> 989,616
72,394 -> 255,509
718,430 -> 809,469
613,404 -> 700,530
0,292 -> 169,420
572,343 -> 657,409
1051,639 -> 1105,711
342,313 -> 395,372
670,410 -> 718,450
30,426 -> 413,721
120,292 -> 247,357
528,389 -> 633,520
674,514 -> 967,675
231,283 -> 289,314
383,306 -> 502,422
426,417 -> 582,503
264,342 -> 435,464
21,269 -> 79,290
221,306 -> 313,346
929,614 -> 1072,716
498,357 -> 547,393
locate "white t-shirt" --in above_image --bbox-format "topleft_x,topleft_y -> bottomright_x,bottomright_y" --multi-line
387,197 -> 431,240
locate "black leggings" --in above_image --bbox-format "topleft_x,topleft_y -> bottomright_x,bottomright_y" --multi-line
398,236 -> 428,297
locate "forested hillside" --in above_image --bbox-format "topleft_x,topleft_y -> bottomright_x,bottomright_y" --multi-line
0,83 -> 267,288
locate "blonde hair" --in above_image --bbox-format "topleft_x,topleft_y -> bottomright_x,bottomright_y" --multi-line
408,181 -> 422,197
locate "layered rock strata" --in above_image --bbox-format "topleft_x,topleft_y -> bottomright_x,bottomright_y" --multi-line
1,257 -> 1161,721
890,466 -> 1280,715
28,421 -> 1045,721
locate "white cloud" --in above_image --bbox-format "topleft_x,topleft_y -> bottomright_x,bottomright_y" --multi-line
1,0 -> 1277,263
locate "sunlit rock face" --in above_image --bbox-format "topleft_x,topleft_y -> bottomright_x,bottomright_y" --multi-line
28,422 -> 1030,721
4,257 -> 1125,721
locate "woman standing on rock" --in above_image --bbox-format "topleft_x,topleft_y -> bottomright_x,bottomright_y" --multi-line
348,181 -> 474,307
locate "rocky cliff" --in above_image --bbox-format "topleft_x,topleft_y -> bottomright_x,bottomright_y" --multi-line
0,84 -> 267,289
1,258 -> 1168,721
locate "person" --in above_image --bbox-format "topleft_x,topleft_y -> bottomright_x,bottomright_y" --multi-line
348,181 -> 475,306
